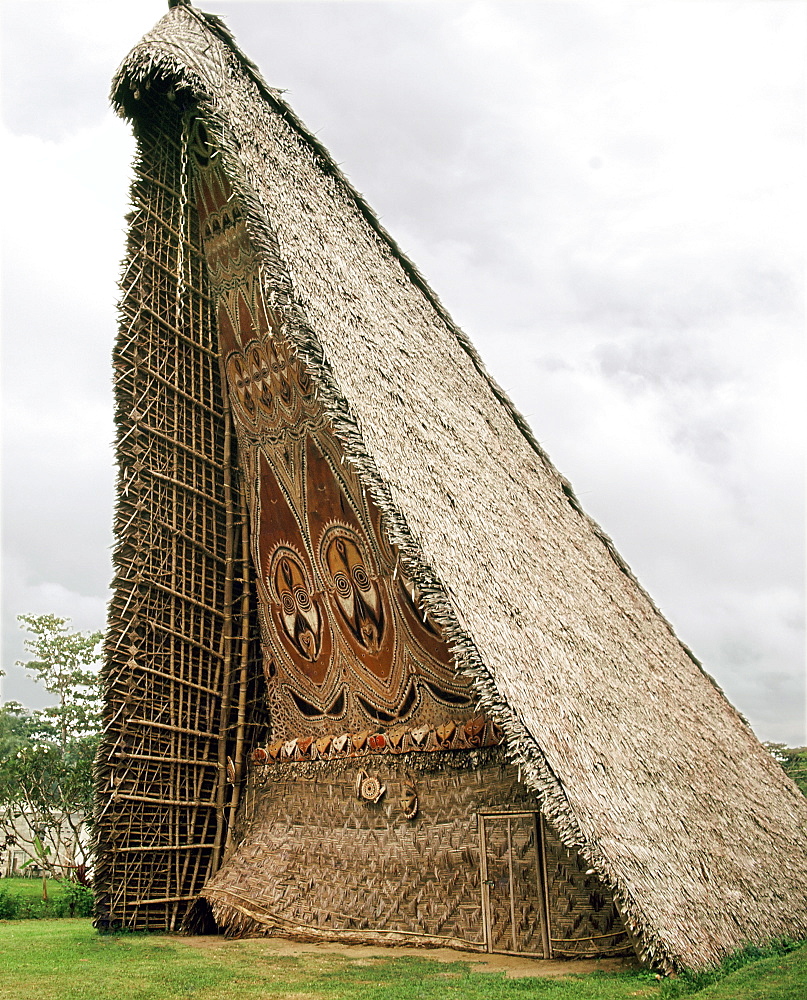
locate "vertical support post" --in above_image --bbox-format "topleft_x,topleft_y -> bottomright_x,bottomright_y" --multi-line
478,814 -> 492,953
224,485 -> 252,855
212,404 -> 236,873
506,816 -> 517,953
535,812 -> 552,959
537,813 -> 553,959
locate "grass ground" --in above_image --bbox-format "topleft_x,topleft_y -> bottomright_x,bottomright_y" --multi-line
0,878 -> 91,919
0,877 -> 62,901
676,944 -> 807,1000
0,920 -> 804,1000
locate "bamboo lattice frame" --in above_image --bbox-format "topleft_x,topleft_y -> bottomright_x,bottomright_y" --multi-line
94,92 -> 266,931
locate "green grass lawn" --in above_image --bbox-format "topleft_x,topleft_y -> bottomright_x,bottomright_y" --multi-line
0,878 -> 91,919
1,877 -> 62,901
677,944 -> 807,1000
0,877 -> 66,916
0,920 -> 804,1000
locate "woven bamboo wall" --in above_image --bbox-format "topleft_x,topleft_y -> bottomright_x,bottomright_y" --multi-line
542,823 -> 632,957
95,90 -> 267,931
200,755 -> 631,957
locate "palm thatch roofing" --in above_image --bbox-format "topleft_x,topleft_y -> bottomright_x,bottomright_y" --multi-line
109,2 -> 807,971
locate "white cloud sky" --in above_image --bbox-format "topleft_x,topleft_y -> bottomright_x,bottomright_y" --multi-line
1,0 -> 804,743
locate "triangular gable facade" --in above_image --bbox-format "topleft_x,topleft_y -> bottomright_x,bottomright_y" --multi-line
95,3 -> 807,970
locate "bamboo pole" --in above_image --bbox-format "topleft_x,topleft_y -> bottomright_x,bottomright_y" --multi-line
224,488 -> 253,855
211,404 -> 237,873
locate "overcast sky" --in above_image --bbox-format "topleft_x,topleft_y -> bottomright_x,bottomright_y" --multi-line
1,0 -> 804,744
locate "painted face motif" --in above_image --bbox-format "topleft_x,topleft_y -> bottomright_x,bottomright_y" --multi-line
248,342 -> 274,418
268,338 -> 293,407
227,353 -> 257,422
324,531 -> 384,654
271,548 -> 322,663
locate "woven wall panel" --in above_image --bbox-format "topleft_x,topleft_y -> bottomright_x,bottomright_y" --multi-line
543,820 -> 631,956
203,758 -> 528,945
202,758 -> 629,957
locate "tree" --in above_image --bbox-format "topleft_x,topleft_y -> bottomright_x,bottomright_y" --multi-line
0,738 -> 96,896
0,701 -> 40,759
0,616 -> 102,895
765,742 -> 807,797
15,614 -> 103,751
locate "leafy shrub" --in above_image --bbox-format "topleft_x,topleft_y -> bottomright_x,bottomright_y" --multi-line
765,743 -> 807,797
0,886 -> 17,920
0,879 -> 94,920
56,881 -> 94,917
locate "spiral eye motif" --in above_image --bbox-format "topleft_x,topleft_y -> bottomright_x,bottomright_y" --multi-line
359,776 -> 385,803
322,528 -> 384,654
271,547 -> 323,665
227,354 -> 257,421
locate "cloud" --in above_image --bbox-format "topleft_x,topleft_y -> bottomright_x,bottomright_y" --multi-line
1,1 -> 166,139
1,1 -> 803,743
1,108 -> 130,704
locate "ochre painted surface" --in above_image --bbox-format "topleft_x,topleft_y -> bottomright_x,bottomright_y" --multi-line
191,126 -> 475,740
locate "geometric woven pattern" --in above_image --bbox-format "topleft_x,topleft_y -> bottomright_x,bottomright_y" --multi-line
543,822 -> 632,957
201,758 -> 629,957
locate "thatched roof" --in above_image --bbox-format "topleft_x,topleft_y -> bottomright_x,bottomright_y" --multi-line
112,4 -> 807,971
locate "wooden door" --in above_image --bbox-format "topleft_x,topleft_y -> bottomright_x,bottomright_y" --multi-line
479,812 -> 550,957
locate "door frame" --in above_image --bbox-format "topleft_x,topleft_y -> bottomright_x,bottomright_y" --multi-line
478,810 -> 552,958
